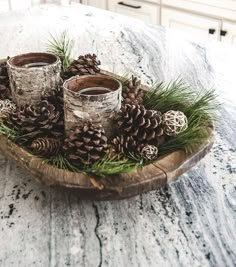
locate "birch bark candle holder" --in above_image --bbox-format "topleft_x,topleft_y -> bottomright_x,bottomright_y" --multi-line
7,52 -> 61,107
63,74 -> 122,136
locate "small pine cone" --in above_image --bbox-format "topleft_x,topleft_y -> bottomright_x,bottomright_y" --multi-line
115,104 -> 164,143
122,76 -> 145,105
63,53 -> 101,80
10,100 -> 64,142
112,135 -> 145,155
0,59 -> 11,100
63,121 -> 107,166
31,138 -> 62,157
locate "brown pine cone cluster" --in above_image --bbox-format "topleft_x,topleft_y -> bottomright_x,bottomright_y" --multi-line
112,104 -> 164,155
31,137 -> 62,157
0,59 -> 11,100
63,121 -> 107,166
63,53 -> 101,79
122,76 -> 145,105
10,100 -> 64,143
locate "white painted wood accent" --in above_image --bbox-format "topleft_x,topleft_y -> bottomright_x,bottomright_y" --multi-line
0,0 -> 10,13
142,0 -> 160,4
108,0 -> 160,24
221,21 -> 236,45
162,7 -> 221,41
0,0 -> 46,12
82,0 -> 106,9
162,0 -> 236,21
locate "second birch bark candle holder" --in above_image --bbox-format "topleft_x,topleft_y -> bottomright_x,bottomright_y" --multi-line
63,74 -> 122,136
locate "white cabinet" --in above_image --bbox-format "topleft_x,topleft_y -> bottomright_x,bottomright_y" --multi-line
161,8 -> 221,41
162,0 -> 236,21
108,0 -> 160,24
221,21 -> 236,45
82,0 -> 107,9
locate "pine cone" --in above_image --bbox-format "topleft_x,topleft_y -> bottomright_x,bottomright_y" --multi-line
112,135 -> 145,154
63,121 -> 107,166
116,104 -> 163,141
30,137 -> 62,157
42,83 -> 64,112
122,76 -> 145,105
10,100 -> 64,142
63,53 -> 101,80
0,59 -> 11,100
113,104 -> 164,155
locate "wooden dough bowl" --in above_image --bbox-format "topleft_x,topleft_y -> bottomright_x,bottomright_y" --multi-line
0,65 -> 214,200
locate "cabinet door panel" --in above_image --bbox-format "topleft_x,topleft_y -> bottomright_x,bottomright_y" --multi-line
221,21 -> 236,46
162,0 -> 236,21
108,0 -> 160,24
82,0 -> 106,9
161,8 -> 221,41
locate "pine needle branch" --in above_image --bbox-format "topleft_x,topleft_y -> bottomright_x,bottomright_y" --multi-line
47,31 -> 74,72
86,155 -> 139,177
143,79 -> 218,154
0,123 -> 18,142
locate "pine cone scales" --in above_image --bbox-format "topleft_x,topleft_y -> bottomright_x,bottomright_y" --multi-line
31,138 -> 62,157
122,76 -> 145,105
63,53 -> 101,79
112,135 -> 145,154
113,104 -> 164,155
0,59 -> 11,100
10,100 -> 64,142
63,122 -> 107,165
42,84 -> 64,112
116,104 -> 163,141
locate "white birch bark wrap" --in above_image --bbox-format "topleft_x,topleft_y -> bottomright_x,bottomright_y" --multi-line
63,75 -> 122,136
7,53 -> 61,107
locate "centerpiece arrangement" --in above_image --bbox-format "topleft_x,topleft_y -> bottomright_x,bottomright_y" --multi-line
0,33 -> 216,200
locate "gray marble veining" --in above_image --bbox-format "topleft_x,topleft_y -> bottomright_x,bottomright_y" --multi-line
0,3 -> 235,267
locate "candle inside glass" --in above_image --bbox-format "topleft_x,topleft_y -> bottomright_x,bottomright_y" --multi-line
23,62 -> 49,68
79,87 -> 112,96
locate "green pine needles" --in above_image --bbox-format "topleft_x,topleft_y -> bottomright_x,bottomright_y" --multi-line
47,31 -> 74,72
0,123 -> 18,142
143,79 -> 218,154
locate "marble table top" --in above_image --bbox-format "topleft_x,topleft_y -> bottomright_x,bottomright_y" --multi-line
0,3 -> 235,267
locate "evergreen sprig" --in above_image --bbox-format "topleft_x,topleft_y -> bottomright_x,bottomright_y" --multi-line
86,155 -> 139,177
44,154 -> 81,173
0,123 -> 18,142
44,154 -> 139,177
47,31 -> 74,72
143,80 -> 218,154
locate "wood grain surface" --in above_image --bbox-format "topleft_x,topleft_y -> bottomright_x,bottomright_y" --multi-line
0,4 -> 235,267
0,130 -> 213,200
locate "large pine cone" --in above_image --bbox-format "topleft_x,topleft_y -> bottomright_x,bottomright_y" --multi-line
116,104 -> 163,141
113,104 -> 164,155
63,121 -> 107,166
10,100 -> 64,142
0,59 -> 11,100
63,53 -> 101,80
122,76 -> 145,105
